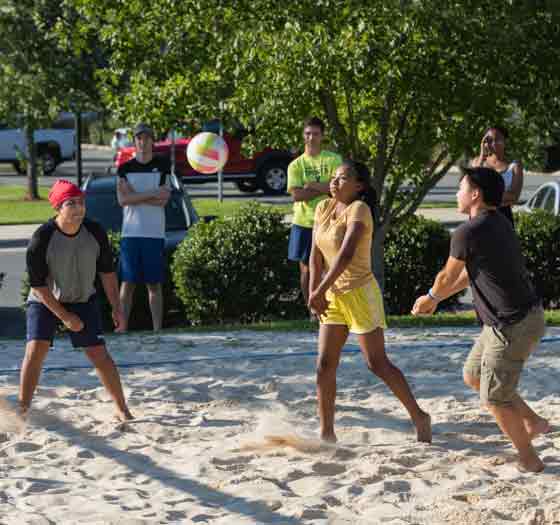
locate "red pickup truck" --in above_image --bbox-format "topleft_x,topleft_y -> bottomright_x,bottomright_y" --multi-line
114,128 -> 295,195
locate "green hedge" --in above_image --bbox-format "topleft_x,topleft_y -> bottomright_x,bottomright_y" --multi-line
515,210 -> 560,309
384,215 -> 463,314
172,202 -> 306,324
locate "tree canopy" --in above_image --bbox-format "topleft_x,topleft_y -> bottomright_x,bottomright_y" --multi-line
5,0 -> 559,279
73,0 -> 560,279
0,0 -> 104,197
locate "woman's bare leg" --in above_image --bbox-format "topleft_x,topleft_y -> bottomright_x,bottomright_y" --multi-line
358,327 -> 432,443
316,324 -> 348,442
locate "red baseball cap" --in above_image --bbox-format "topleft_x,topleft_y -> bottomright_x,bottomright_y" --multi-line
48,180 -> 84,209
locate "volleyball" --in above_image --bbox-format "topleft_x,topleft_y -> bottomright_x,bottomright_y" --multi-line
186,132 -> 229,174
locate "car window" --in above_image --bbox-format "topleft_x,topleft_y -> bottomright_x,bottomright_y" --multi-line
543,188 -> 556,213
530,187 -> 550,210
166,191 -> 188,230
85,191 -> 123,234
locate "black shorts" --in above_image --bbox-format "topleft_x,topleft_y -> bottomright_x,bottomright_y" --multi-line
26,295 -> 105,349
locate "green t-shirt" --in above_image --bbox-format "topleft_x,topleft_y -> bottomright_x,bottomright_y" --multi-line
287,150 -> 342,228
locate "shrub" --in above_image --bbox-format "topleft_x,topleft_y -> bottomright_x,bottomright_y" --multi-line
172,202 -> 305,324
515,210 -> 560,308
384,215 -> 462,315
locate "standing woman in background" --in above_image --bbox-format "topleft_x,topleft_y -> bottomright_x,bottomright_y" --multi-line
471,126 -> 523,225
308,161 -> 432,444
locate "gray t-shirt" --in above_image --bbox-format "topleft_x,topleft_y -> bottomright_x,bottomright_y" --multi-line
26,218 -> 114,304
450,210 -> 539,328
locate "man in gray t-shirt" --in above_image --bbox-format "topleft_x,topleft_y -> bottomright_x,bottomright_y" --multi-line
21,179 -> 133,422
412,167 -> 548,473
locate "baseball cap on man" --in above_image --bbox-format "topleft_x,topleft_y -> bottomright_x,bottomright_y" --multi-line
134,123 -> 154,138
48,179 -> 84,209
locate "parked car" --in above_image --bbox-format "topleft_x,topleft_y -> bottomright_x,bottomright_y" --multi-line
0,123 -> 76,176
114,122 -> 295,195
519,181 -> 560,216
82,172 -> 199,251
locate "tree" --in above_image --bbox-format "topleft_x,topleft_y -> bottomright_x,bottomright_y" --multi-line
0,0 -> 104,199
73,0 -> 560,284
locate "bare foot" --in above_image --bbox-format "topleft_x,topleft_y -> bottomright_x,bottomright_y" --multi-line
320,432 -> 337,444
415,412 -> 432,443
517,456 -> 545,473
17,401 -> 29,421
518,444 -> 544,473
116,408 -> 134,422
525,418 -> 551,441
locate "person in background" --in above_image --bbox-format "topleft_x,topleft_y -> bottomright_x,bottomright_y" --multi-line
471,126 -> 523,224
287,116 -> 342,307
116,123 -> 171,332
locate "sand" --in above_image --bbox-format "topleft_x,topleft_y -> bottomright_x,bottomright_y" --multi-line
0,327 -> 559,524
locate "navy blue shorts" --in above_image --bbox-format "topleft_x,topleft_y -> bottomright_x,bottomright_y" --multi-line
288,225 -> 313,264
26,295 -> 105,349
119,237 -> 165,283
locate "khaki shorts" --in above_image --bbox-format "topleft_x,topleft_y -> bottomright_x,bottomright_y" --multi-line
463,306 -> 545,407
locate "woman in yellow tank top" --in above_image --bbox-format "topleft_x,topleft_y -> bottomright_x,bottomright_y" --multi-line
308,161 -> 431,443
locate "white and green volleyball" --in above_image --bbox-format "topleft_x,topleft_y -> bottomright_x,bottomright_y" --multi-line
186,132 -> 229,174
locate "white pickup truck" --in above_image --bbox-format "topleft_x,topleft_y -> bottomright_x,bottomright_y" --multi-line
0,125 -> 76,175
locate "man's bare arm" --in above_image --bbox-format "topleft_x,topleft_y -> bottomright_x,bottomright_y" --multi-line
117,179 -> 170,206
304,181 -> 330,193
289,187 -> 324,202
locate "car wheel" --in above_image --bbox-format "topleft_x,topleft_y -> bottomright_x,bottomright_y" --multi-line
257,160 -> 288,195
39,150 -> 59,176
12,161 -> 25,175
235,180 -> 259,193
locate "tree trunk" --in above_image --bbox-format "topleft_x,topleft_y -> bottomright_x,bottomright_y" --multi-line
75,111 -> 83,188
372,221 -> 389,290
24,125 -> 39,201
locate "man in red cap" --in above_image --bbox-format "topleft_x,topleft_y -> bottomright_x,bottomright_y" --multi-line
20,179 -> 133,421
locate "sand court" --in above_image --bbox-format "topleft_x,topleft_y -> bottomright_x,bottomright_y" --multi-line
0,328 -> 559,524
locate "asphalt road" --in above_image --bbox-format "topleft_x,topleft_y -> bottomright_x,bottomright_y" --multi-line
1,146 -> 557,202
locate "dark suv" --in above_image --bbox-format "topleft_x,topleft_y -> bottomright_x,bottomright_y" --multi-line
82,173 -> 199,250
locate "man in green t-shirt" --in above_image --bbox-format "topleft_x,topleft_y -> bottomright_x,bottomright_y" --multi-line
287,116 -> 342,305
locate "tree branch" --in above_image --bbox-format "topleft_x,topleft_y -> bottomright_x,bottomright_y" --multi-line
392,154 -> 456,223
345,85 -> 358,158
384,96 -> 413,175
318,88 -> 349,154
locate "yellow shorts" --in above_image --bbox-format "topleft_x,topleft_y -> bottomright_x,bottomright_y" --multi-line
320,279 -> 387,334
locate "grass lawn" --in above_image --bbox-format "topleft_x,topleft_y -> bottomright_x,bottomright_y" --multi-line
0,185 -> 293,224
418,201 -> 456,209
0,186 -> 54,224
128,309 -> 560,334
194,199 -> 292,219
0,182 -> 454,225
